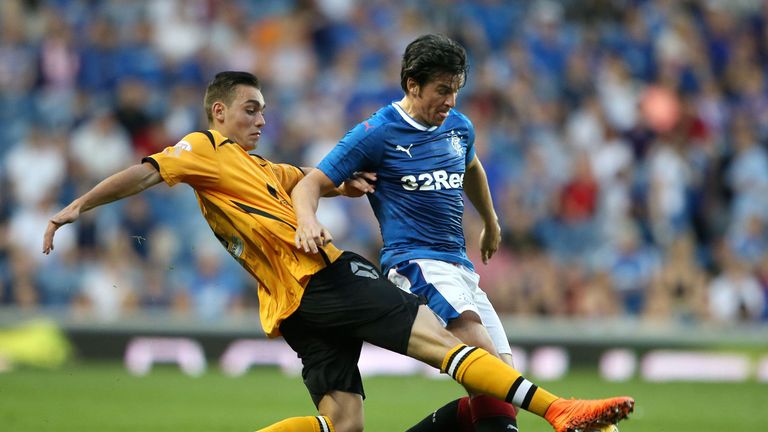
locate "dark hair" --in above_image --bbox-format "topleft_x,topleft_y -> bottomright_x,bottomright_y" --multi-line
203,71 -> 261,123
400,34 -> 468,93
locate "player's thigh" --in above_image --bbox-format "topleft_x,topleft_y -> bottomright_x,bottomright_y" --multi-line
318,391 -> 364,432
445,310 -> 500,357
388,259 -> 480,326
454,265 -> 514,356
347,277 -> 424,353
308,252 -> 423,354
406,304 -> 463,368
471,288 -> 513,356
280,314 -> 365,407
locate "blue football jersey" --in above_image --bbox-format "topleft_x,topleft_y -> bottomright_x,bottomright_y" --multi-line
318,102 -> 476,273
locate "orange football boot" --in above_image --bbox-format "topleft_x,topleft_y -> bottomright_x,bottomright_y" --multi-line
544,396 -> 634,432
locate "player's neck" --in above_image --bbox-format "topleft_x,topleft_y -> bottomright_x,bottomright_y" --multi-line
212,125 -> 255,151
397,96 -> 427,125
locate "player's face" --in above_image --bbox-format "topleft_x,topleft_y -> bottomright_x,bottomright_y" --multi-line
219,85 -> 266,151
411,74 -> 462,127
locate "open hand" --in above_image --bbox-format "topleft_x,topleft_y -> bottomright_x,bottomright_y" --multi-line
295,218 -> 334,254
339,171 -> 377,197
479,221 -> 501,264
43,204 -> 80,255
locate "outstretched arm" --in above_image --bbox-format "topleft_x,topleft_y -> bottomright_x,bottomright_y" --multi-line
291,169 -> 340,254
297,167 -> 376,198
43,163 -> 162,254
464,155 -> 501,264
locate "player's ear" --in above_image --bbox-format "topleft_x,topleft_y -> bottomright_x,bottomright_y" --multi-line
212,101 -> 226,122
407,78 -> 419,97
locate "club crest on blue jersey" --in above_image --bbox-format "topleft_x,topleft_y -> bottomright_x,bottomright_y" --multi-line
448,130 -> 464,158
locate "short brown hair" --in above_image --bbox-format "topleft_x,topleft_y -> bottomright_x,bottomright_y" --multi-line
203,71 -> 261,123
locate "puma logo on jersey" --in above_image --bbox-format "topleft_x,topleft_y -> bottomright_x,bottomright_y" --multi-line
395,144 -> 413,158
350,261 -> 379,279
401,170 -> 464,191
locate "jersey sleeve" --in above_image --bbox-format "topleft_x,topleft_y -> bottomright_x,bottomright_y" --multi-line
142,131 -> 220,188
465,117 -> 476,164
316,121 -> 384,186
268,162 -> 305,194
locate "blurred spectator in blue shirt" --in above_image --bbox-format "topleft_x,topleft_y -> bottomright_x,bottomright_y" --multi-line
176,240 -> 245,321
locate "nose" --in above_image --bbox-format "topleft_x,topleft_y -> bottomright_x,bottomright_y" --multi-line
445,93 -> 457,108
255,112 -> 266,127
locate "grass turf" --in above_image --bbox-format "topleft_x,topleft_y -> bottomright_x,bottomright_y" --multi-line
0,362 -> 764,431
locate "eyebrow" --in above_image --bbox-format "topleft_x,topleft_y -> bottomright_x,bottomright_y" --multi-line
245,99 -> 265,110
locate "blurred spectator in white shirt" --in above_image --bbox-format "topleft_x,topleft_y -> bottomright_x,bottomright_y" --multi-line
725,117 -> 768,226
647,138 -> 691,246
708,250 -> 766,322
77,236 -> 139,321
70,109 -> 133,182
8,192 -> 75,266
4,129 -> 67,208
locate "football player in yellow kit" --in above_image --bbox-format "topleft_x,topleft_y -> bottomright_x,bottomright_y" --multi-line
43,71 -> 633,432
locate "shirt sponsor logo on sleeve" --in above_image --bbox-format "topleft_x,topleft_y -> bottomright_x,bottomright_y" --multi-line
165,140 -> 192,157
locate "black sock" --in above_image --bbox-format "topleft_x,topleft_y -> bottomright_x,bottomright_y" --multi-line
470,395 -> 518,432
406,399 -> 463,432
473,416 -> 518,432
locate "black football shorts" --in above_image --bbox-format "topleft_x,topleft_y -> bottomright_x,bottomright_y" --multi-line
279,251 -> 424,406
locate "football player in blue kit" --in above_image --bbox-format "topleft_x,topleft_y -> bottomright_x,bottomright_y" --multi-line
293,33 -> 516,432
292,34 -> 632,432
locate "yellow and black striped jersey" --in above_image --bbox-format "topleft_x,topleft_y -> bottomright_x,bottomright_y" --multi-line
143,129 -> 342,337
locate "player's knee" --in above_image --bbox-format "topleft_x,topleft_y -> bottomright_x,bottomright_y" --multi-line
446,313 -> 499,356
330,414 -> 364,432
454,310 -> 483,324
318,391 -> 364,432
406,305 -> 462,366
413,306 -> 458,344
500,352 -> 516,367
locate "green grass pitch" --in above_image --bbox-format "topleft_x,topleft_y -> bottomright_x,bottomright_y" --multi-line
0,362 -> 764,431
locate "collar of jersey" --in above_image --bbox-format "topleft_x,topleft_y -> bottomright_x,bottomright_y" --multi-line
392,102 -> 438,132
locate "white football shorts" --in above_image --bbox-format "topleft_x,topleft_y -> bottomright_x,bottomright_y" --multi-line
387,258 -> 512,355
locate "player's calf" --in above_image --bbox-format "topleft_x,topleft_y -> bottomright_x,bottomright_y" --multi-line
443,344 -> 634,432
256,415 -> 335,432
407,307 -> 635,432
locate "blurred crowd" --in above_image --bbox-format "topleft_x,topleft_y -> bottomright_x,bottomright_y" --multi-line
2,0 -> 768,325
